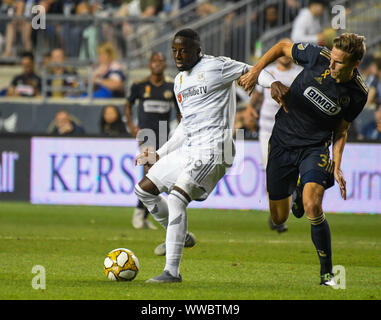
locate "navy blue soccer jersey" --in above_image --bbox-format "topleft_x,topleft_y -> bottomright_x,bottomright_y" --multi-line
127,77 -> 178,135
271,43 -> 368,148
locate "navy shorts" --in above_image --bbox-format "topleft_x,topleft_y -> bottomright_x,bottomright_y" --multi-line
266,136 -> 335,201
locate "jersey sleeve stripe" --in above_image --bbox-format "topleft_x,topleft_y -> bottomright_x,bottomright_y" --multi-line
290,43 -> 299,64
319,49 -> 331,60
354,76 -> 369,94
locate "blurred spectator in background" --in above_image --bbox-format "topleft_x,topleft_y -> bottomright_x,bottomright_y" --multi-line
169,0 -> 217,29
2,0 -> 34,57
125,51 -> 178,229
79,1 -> 101,61
359,54 -> 378,88
92,42 -> 126,98
117,0 -> 162,59
358,104 -> 381,140
284,0 -> 300,22
291,0 -> 336,48
46,48 -> 79,98
7,51 -> 41,97
234,108 -> 259,140
99,104 -> 128,136
263,3 -> 279,32
38,0 -> 65,50
195,1 -> 217,18
367,57 -> 381,107
62,1 -> 93,58
48,109 -> 85,136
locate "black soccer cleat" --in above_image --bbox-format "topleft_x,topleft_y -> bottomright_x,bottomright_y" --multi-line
292,179 -> 305,218
268,217 -> 288,233
320,273 -> 336,287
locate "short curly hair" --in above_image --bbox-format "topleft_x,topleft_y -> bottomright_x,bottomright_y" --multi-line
333,33 -> 366,62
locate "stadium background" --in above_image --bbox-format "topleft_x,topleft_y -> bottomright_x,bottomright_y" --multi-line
0,0 -> 380,214
0,0 -> 380,302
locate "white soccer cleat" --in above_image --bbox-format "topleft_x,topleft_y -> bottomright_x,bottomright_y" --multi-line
132,208 -> 146,229
144,219 -> 158,230
320,273 -> 337,287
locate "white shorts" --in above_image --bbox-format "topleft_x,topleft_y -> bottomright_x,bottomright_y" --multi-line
259,130 -> 272,169
146,148 -> 229,201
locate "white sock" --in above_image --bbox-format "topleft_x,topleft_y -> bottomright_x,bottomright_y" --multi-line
164,189 -> 189,278
134,184 -> 168,229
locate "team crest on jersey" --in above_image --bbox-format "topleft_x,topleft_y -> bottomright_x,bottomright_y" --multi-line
177,93 -> 182,103
197,72 -> 205,83
314,77 -> 323,84
303,86 -> 341,116
164,90 -> 173,99
297,43 -> 309,50
338,95 -> 350,107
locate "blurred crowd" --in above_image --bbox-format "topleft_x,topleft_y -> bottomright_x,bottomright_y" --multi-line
0,0 -> 225,59
0,0 -> 380,141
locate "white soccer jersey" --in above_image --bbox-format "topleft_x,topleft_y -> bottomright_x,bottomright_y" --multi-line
173,55 -> 250,156
257,62 -> 302,168
257,63 -> 303,136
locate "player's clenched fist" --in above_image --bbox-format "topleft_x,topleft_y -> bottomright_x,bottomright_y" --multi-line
238,69 -> 260,96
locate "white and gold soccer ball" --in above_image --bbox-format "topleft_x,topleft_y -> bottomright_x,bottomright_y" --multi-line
103,248 -> 139,281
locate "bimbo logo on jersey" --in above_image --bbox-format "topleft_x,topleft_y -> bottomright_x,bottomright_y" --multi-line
0,151 -> 19,192
177,86 -> 208,103
304,86 -> 341,116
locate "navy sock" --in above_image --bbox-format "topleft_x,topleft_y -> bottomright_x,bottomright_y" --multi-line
308,213 -> 332,275
137,200 -> 150,219
137,200 -> 145,209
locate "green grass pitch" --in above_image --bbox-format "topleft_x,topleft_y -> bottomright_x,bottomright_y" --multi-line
1,202 -> 380,300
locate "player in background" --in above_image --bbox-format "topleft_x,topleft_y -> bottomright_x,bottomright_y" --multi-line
239,33 -> 368,286
134,28 -> 275,283
244,40 -> 302,233
125,52 -> 178,230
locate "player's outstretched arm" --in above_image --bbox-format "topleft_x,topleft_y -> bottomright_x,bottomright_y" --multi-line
238,40 -> 294,95
332,119 -> 350,200
156,121 -> 186,159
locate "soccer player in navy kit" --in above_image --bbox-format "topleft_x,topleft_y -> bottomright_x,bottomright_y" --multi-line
239,33 -> 368,285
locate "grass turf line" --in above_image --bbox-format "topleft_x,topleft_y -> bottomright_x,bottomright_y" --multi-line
0,202 -> 380,300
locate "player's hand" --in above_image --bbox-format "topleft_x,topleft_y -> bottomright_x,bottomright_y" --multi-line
238,69 -> 260,96
134,147 -> 159,169
334,167 -> 346,200
270,81 -> 289,113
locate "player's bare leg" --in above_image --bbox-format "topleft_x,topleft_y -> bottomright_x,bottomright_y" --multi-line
269,196 -> 291,226
268,192 -> 289,233
303,182 -> 335,286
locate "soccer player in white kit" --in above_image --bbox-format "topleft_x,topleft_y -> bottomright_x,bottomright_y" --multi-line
134,29 -> 275,283
245,51 -> 302,232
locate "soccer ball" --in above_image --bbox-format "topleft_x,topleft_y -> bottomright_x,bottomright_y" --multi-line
103,248 -> 139,281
